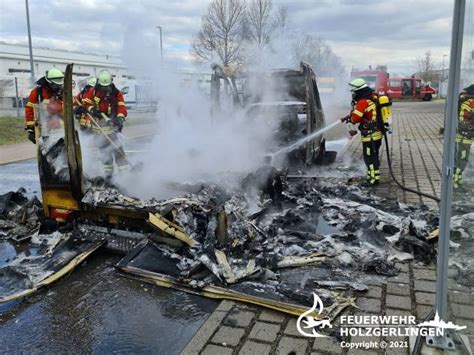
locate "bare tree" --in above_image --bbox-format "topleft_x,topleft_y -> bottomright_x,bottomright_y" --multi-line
274,5 -> 287,30
240,1 -> 288,65
292,35 -> 344,76
246,1 -> 287,47
417,50 -> 439,83
246,0 -> 271,46
191,0 -> 247,66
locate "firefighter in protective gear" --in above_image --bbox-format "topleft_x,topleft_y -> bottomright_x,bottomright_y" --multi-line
24,67 -> 64,144
341,78 -> 383,186
82,70 -> 128,177
454,84 -> 474,189
74,77 -> 96,129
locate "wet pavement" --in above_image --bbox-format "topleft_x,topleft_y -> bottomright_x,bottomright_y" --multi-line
0,159 -> 217,354
182,100 -> 474,355
0,160 -> 41,198
0,251 -> 216,353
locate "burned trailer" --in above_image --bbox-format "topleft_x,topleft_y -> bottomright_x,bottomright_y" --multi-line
32,63 -> 83,222
210,62 -> 332,165
30,63 -> 158,251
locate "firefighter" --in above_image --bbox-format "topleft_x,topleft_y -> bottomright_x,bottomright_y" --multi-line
82,70 -> 128,177
454,84 -> 474,189
25,68 -> 64,144
341,78 -> 383,186
78,77 -> 97,101
74,77 -> 96,129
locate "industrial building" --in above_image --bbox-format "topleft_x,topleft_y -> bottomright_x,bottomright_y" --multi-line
0,42 -> 213,116
0,42 -> 131,115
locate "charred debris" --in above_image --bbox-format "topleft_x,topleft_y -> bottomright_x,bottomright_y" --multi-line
0,62 -> 447,315
1,165 -> 442,312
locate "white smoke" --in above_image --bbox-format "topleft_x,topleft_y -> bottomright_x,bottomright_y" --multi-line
114,55 -> 278,199
92,7 -> 354,199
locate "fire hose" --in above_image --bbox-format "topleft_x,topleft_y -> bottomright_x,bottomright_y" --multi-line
343,108 -> 441,203
382,130 -> 440,203
371,102 -> 441,203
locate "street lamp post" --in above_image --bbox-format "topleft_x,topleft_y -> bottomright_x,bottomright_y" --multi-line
25,0 -> 35,81
156,26 -> 163,61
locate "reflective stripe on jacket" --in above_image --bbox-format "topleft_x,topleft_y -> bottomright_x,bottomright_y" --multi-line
82,86 -> 127,119
350,95 -> 382,142
457,93 -> 474,142
25,85 -> 63,128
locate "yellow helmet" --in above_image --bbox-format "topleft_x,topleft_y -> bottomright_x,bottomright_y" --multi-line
46,68 -> 64,86
349,78 -> 367,91
97,70 -> 112,86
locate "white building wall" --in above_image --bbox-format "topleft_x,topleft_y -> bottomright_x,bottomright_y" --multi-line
0,42 -> 212,115
0,42 -> 130,100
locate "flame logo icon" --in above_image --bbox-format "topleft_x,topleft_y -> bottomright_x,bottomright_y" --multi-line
296,292 -> 332,337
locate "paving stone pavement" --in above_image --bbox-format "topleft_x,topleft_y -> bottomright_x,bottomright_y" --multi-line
340,100 -> 444,210
181,101 -> 474,355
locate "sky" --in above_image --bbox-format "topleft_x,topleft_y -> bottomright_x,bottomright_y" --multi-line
0,0 -> 471,76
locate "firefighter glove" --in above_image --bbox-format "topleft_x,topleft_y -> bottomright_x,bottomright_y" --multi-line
74,105 -> 87,116
340,115 -> 351,123
90,107 -> 102,119
113,117 -> 124,132
26,128 -> 36,144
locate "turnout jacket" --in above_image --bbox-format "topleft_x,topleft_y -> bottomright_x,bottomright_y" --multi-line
82,85 -> 127,134
82,85 -> 127,118
349,88 -> 382,142
25,77 -> 63,129
457,85 -> 474,144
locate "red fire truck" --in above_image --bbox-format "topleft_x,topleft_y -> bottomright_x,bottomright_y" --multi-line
351,65 -> 389,95
386,77 -> 437,101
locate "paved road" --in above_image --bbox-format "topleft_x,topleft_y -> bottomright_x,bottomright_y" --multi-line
342,99 -> 445,209
0,151 -> 216,355
0,114 -> 157,165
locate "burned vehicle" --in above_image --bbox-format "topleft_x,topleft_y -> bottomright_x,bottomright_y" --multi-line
210,62 -> 334,165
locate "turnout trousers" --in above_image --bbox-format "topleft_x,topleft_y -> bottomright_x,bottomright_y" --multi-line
362,138 -> 382,185
454,134 -> 472,188
95,132 -> 129,177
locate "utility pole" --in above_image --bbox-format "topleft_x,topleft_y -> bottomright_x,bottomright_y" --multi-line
156,26 -> 163,61
25,0 -> 35,82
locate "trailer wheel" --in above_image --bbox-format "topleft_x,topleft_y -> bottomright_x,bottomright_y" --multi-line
423,94 -> 432,101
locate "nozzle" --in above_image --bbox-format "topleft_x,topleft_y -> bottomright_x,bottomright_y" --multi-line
264,154 -> 273,165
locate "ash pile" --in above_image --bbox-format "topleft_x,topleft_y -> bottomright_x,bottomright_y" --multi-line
89,167 -> 439,312
0,189 -> 44,242
0,190 -> 102,302
450,192 -> 474,287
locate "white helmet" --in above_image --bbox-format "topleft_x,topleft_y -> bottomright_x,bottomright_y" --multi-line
46,68 -> 64,86
87,77 -> 97,87
349,78 -> 368,91
97,70 -> 112,86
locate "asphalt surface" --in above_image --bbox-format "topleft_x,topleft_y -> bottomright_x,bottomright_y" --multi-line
0,114 -> 157,165
0,157 -> 217,355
